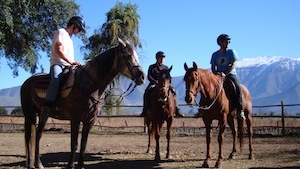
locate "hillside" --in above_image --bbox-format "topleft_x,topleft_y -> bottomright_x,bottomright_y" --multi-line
1,56 -> 300,115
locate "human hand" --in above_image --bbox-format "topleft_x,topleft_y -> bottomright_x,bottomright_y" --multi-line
217,72 -> 226,77
71,61 -> 81,66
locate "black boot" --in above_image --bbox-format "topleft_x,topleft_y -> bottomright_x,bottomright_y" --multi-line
43,100 -> 58,117
140,107 -> 147,117
175,107 -> 184,117
194,112 -> 202,118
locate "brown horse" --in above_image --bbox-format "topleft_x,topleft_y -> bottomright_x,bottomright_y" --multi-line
183,62 -> 254,168
21,38 -> 145,169
145,66 -> 175,161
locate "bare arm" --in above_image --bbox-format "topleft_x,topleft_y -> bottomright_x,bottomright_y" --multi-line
55,42 -> 81,65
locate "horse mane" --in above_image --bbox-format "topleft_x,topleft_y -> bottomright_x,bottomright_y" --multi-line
85,47 -> 117,74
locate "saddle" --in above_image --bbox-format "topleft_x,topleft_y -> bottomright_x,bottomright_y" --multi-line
223,77 -> 239,108
34,66 -> 76,99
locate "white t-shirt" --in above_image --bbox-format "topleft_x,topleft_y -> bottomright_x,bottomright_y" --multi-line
50,28 -> 74,66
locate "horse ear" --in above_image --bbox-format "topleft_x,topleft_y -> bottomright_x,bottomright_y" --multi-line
192,62 -> 198,69
169,65 -> 173,71
118,37 -> 126,48
184,63 -> 188,71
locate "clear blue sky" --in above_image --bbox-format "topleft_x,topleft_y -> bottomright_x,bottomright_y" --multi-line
0,0 -> 299,90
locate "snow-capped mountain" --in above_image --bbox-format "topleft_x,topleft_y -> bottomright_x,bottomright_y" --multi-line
1,56 -> 300,116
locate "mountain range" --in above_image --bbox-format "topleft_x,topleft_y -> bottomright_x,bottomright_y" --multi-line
1,56 -> 300,116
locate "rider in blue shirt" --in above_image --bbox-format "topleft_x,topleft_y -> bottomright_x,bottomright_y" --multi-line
208,34 -> 245,120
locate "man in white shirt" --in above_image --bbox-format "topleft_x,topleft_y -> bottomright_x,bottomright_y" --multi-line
43,16 -> 85,108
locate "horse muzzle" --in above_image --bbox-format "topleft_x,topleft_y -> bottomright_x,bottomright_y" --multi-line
133,67 -> 145,85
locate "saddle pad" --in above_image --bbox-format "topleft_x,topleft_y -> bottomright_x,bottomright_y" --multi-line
35,74 -> 51,89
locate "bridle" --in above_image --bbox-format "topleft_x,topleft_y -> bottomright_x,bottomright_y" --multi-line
187,70 -> 224,110
157,72 -> 171,102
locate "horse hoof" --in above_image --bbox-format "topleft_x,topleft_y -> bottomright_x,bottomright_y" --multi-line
154,156 -> 161,161
34,163 -> 44,169
202,162 -> 209,168
249,154 -> 255,160
229,153 -> 235,159
215,162 -> 222,168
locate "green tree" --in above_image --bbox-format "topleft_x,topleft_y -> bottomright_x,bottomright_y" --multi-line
11,107 -> 23,115
0,107 -> 8,115
82,2 -> 142,114
83,2 -> 141,60
0,0 -> 82,76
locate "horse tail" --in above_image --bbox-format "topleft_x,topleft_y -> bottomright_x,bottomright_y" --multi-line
237,117 -> 244,152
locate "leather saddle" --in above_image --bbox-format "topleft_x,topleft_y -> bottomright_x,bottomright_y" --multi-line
34,67 -> 76,99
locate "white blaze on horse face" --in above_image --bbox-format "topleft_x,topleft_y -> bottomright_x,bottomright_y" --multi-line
132,49 -> 140,66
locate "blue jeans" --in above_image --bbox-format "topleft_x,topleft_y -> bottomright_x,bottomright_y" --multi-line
45,64 -> 64,102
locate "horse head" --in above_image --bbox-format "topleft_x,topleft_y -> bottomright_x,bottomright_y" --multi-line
183,62 -> 200,105
117,38 -> 145,85
158,66 -> 173,102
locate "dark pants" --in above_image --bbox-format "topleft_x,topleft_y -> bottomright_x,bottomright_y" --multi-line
226,74 -> 243,111
142,84 -> 179,114
142,84 -> 155,114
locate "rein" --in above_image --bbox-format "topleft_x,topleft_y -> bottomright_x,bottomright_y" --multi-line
103,80 -> 137,105
189,72 -> 225,110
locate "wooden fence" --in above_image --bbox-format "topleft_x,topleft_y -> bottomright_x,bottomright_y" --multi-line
1,101 -> 300,136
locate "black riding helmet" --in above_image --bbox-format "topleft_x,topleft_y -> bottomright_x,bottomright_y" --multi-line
155,51 -> 166,59
68,16 -> 86,33
217,34 -> 231,45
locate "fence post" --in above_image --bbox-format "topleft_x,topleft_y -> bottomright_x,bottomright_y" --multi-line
281,101 -> 285,136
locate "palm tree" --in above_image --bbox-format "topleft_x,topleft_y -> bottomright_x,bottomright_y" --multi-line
83,2 -> 141,60
82,2 -> 142,115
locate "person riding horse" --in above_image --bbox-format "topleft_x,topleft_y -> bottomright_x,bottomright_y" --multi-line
43,16 -> 85,114
195,34 -> 246,120
140,51 -> 184,117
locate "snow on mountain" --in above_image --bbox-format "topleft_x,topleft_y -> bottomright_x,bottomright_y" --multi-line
1,56 -> 300,115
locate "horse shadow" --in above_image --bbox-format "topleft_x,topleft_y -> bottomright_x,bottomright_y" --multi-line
1,152 -> 178,169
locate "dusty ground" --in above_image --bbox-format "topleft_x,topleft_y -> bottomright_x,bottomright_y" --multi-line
0,132 -> 299,169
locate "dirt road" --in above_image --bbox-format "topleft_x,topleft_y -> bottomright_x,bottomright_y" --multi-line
0,132 -> 299,169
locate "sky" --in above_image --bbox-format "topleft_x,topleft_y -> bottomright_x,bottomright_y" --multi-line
0,0 -> 299,90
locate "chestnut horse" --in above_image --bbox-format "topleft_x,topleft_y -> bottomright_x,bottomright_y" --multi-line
145,66 -> 175,161
21,38 -> 145,169
183,62 -> 254,168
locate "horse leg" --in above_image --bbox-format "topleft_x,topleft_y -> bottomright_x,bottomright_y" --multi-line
24,113 -> 37,169
245,110 -> 254,160
77,121 -> 94,168
202,120 -> 212,168
166,118 -> 173,159
66,120 -> 80,169
227,115 -> 237,159
146,117 -> 153,154
215,124 -> 226,168
154,122 -> 162,161
34,108 -> 50,169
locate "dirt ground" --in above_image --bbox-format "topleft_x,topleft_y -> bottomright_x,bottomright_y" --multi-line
0,131 -> 299,169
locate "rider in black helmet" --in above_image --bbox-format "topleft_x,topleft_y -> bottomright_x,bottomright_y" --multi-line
42,16 -> 86,116
140,51 -> 184,117
68,16 -> 86,33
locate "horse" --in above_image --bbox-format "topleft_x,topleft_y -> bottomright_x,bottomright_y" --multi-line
21,38 -> 145,169
183,62 -> 254,168
144,66 -> 175,161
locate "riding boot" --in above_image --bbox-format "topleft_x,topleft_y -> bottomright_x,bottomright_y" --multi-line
140,92 -> 148,117
43,100 -> 58,117
140,105 -> 147,117
194,111 -> 202,118
175,107 -> 184,117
